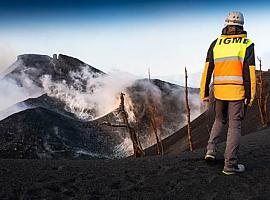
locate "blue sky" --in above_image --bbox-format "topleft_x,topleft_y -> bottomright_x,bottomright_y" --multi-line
1,0 -> 270,85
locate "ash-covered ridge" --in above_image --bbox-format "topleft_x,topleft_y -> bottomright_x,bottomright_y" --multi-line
6,54 -> 104,87
0,54 -> 201,159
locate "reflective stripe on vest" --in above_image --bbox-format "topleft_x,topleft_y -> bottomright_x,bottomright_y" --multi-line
213,34 -> 252,85
214,56 -> 243,63
214,76 -> 243,84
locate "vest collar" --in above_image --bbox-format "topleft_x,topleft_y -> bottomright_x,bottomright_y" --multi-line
220,34 -> 247,38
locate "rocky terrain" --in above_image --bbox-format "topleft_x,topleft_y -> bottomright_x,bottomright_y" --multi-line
0,54 -> 200,159
0,127 -> 269,200
0,54 -> 269,200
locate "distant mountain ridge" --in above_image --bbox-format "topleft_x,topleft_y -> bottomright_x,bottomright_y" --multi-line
155,72 -> 202,88
6,54 -> 105,87
0,54 -> 201,159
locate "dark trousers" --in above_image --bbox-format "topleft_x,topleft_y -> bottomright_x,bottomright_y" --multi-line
207,99 -> 245,168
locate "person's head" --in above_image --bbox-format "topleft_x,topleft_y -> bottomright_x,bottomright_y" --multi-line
222,11 -> 245,35
224,11 -> 244,27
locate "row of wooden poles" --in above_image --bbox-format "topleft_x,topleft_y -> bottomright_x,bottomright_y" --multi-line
100,67 -> 192,157
101,60 -> 269,158
185,57 -> 270,153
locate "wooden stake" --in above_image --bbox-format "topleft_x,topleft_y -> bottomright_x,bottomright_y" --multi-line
185,67 -> 193,151
100,93 -> 144,157
119,93 -> 144,157
150,115 -> 164,155
264,94 -> 269,124
257,57 -> 268,127
147,68 -> 164,155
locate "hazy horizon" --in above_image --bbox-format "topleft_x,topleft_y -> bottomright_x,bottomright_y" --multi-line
1,0 -> 270,86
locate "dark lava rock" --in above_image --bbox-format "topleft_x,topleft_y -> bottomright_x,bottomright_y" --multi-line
0,127 -> 269,199
0,54 -> 201,159
0,107 -> 115,159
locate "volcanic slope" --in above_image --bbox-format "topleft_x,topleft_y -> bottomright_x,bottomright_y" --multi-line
145,70 -> 270,156
0,79 -> 199,159
0,54 -> 114,159
0,127 -> 269,200
0,107 -> 117,159
4,54 -> 105,87
0,54 -> 200,159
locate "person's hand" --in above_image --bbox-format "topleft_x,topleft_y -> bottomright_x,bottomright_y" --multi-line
244,98 -> 250,106
202,97 -> 210,102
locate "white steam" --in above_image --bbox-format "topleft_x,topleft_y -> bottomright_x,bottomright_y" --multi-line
0,77 -> 42,107
113,137 -> 134,158
0,45 -> 43,119
0,103 -> 31,121
0,42 -> 17,75
0,53 -> 202,158
41,67 -> 137,120
183,92 -> 202,122
0,60 -> 44,120
112,79 -> 201,156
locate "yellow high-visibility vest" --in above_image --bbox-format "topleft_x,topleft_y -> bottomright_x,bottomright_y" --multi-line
213,34 -> 253,85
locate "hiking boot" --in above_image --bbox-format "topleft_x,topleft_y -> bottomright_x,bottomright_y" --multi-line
222,164 -> 245,175
204,149 -> 216,161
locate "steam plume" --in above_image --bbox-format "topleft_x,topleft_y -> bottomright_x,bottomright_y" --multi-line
0,42 -> 17,76
0,57 -> 44,120
41,66 -> 137,120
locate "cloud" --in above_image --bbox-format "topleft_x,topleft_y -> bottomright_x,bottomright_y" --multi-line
0,41 -> 17,75
0,57 -> 44,119
0,103 -> 30,121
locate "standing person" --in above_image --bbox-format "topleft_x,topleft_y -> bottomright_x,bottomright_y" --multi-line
200,11 -> 256,175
